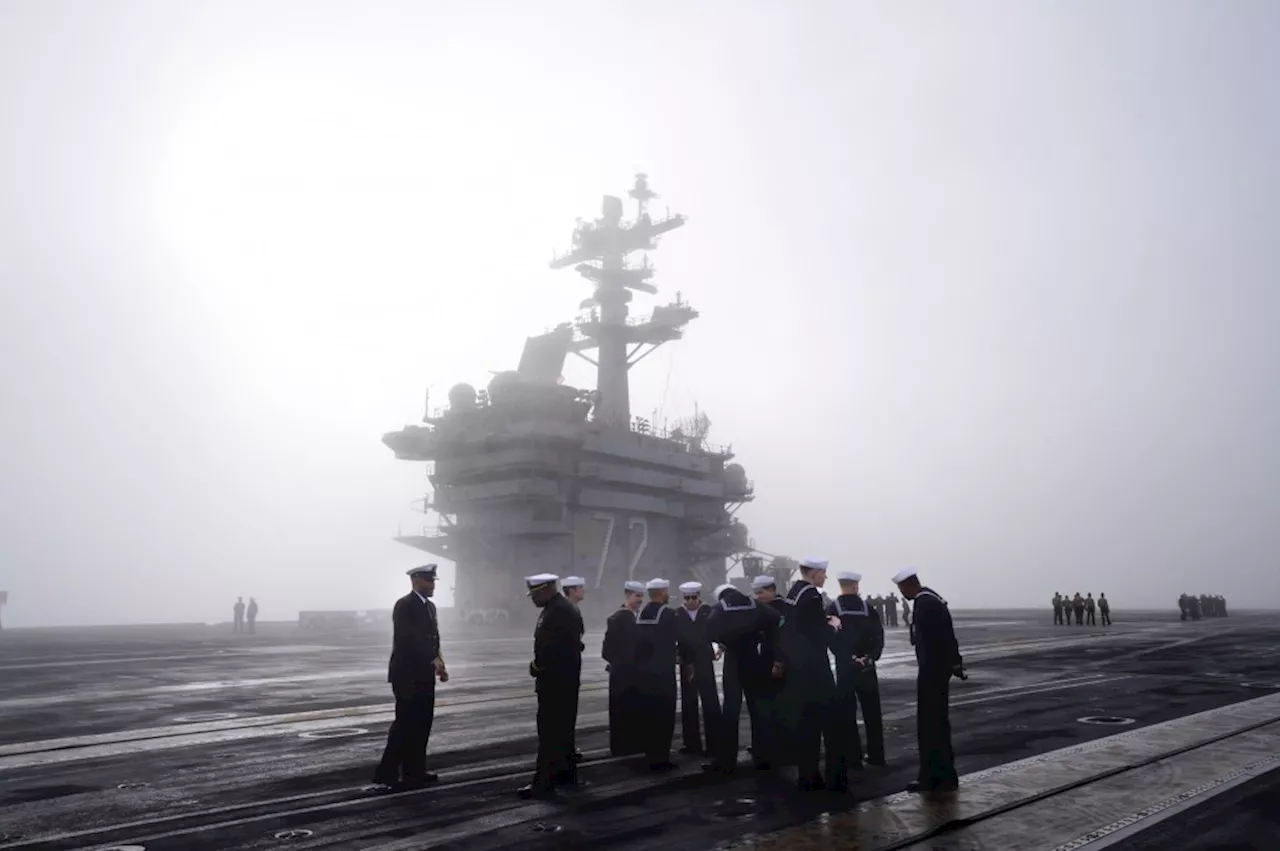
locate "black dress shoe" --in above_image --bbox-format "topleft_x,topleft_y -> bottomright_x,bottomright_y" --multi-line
867,758 -> 887,767
572,751 -> 585,763
648,761 -> 678,772
517,783 -> 557,800
679,745 -> 703,756
798,776 -> 827,792
403,773 -> 439,787
700,761 -> 735,774
753,761 -> 772,771
906,780 -> 923,793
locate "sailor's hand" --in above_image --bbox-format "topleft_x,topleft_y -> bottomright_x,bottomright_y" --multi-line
605,663 -> 612,673
951,664 -> 967,680
529,662 -> 540,678
855,656 -> 869,668
434,660 -> 448,682
771,662 -> 784,679
827,615 -> 842,630
713,646 -> 723,662
684,665 -> 695,684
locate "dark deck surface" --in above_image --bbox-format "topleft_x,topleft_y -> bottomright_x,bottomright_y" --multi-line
0,609 -> 1276,850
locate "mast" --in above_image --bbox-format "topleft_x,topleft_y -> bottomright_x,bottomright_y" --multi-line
550,174 -> 689,428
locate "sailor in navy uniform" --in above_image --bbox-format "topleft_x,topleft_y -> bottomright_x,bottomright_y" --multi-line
519,573 -> 584,799
676,581 -> 722,756
778,557 -> 844,791
603,580 -> 646,756
632,578 -> 688,770
827,570 -> 886,773
560,576 -> 588,767
705,582 -> 784,773
892,567 -> 964,793
374,564 -> 448,789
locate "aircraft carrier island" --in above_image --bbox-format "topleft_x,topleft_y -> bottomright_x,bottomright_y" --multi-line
382,176 -> 787,628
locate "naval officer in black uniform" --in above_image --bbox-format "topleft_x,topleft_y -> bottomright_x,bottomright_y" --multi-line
520,573 -> 584,799
827,570 -> 886,771
892,567 -> 964,793
676,580 -> 722,756
374,564 -> 448,788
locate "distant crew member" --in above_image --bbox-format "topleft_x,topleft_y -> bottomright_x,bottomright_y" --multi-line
519,574 -> 584,799
1085,593 -> 1097,626
1220,596 -> 1228,617
603,581 -> 646,756
1098,593 -> 1111,626
374,564 -> 447,789
779,557 -> 843,792
885,592 -> 900,627
632,578 -> 685,770
246,597 -> 259,634
1072,593 -> 1085,626
704,582 -> 784,773
893,567 -> 964,794
233,597 -> 245,633
828,570 -> 886,771
1052,592 -> 1064,625
1178,594 -> 1188,621
560,576 -> 587,766
676,581 -> 722,757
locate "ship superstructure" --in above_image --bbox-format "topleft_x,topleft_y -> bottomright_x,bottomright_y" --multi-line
383,176 -> 762,626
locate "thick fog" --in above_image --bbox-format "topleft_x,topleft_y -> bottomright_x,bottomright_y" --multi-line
2,1 -> 1278,627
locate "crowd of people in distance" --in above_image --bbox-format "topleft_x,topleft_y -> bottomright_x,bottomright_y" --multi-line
1178,594 -> 1228,621
1051,592 -> 1110,626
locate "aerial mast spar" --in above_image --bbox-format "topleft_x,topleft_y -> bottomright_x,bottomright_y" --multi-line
550,174 -> 688,428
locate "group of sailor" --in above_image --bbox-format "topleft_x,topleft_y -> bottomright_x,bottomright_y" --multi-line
1051,592 -> 1111,626
1178,594 -> 1228,621
372,559 -> 967,801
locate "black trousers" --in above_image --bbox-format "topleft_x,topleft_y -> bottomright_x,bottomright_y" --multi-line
792,690 -> 842,785
1101,610 -> 1111,625
916,673 -> 956,787
835,665 -> 884,767
1053,608 -> 1063,624
1074,608 -> 1084,625
376,678 -> 436,781
608,668 -> 644,756
680,658 -> 722,754
719,660 -> 776,768
1086,610 -> 1096,625
531,675 -> 580,789
636,675 -> 677,765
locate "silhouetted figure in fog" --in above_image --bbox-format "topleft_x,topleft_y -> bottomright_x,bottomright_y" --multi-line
1052,593 -> 1064,625
246,598 -> 258,634
1099,593 -> 1111,626
1085,593 -> 1096,626
233,597 -> 245,633
1072,593 -> 1085,626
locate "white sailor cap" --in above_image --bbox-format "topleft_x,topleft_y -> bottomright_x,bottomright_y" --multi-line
891,567 -> 918,584
713,583 -> 736,600
406,564 -> 438,579
679,581 -> 702,595
646,578 -> 670,590
624,581 -> 645,593
837,571 -> 862,582
751,575 -> 777,590
799,557 -> 829,571
562,576 -> 585,588
525,573 -> 559,593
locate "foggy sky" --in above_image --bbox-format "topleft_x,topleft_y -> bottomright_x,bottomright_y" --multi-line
2,1 -> 1278,627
